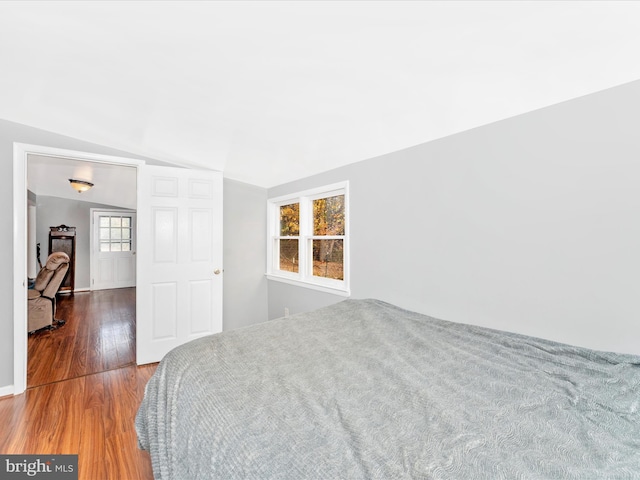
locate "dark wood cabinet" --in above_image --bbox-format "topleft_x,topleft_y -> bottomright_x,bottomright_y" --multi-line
49,225 -> 76,293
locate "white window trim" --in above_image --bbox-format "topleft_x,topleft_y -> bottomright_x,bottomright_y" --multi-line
267,181 -> 350,296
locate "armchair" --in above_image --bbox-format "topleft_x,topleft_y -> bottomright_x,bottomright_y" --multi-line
28,252 -> 70,333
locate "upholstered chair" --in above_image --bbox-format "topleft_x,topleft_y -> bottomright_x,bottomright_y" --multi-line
28,252 -> 70,333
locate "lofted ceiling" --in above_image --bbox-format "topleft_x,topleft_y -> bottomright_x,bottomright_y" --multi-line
2,1 -> 640,188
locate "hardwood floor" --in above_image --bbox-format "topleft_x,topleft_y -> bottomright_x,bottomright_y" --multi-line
2,288 -> 156,478
0,363 -> 157,480
28,288 -> 136,388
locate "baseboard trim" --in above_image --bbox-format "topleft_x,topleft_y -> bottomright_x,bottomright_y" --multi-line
58,288 -> 90,294
0,384 -> 15,398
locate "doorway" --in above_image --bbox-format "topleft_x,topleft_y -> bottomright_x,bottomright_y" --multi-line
13,144 -> 145,394
14,143 -> 224,395
25,157 -> 139,388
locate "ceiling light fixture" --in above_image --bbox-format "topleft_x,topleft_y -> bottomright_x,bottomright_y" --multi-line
69,178 -> 94,193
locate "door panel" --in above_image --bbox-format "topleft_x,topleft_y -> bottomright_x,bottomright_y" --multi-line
190,209 -> 213,261
152,282 -> 178,339
189,279 -> 213,335
97,259 -> 113,283
137,165 -> 223,364
152,208 -> 178,263
116,257 -> 135,283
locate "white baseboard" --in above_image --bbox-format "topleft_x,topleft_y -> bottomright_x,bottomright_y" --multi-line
0,384 -> 15,398
58,288 -> 90,294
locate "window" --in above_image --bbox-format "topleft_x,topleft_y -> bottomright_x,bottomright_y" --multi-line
267,182 -> 349,295
99,215 -> 133,252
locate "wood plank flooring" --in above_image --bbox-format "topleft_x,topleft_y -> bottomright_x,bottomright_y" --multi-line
28,288 -> 136,388
2,288 -> 156,478
0,364 -> 157,480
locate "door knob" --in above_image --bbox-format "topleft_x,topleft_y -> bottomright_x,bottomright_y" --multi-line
214,269 -> 221,275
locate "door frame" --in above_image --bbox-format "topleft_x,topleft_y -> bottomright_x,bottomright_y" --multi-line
90,208 -> 137,291
13,143 -> 145,394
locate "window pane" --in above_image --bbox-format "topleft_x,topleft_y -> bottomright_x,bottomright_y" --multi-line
111,217 -> 121,227
122,217 -> 131,228
111,242 -> 122,252
99,217 -> 110,227
122,242 -> 131,251
100,228 -> 110,240
312,239 -> 343,280
111,228 -> 122,240
100,242 -> 110,252
313,195 -> 345,236
279,239 -> 299,273
122,229 -> 131,240
280,203 -> 299,236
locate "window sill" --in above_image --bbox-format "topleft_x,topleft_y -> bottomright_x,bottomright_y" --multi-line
266,274 -> 351,297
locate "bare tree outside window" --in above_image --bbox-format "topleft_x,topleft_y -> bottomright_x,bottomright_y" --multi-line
279,203 -> 299,273
268,182 -> 349,292
312,195 -> 345,280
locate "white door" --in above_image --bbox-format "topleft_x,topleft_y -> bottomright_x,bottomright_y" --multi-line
91,210 -> 137,290
136,165 -> 223,365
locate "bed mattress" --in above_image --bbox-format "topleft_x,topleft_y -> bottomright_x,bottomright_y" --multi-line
136,299 -> 640,479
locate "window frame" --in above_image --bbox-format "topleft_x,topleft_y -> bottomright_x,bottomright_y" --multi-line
267,181 -> 350,296
98,214 -> 134,252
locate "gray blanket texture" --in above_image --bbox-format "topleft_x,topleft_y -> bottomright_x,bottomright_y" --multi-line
136,299 -> 640,479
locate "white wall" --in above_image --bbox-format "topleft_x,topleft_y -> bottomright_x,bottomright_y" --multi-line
268,80 -> 640,356
223,179 -> 268,330
267,280 -> 344,320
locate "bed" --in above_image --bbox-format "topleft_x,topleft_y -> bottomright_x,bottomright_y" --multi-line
136,299 -> 640,479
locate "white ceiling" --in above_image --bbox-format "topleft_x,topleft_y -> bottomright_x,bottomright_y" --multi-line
2,1 -> 640,188
28,154 -> 137,209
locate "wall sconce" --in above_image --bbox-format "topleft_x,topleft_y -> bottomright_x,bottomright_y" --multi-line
69,179 -> 94,193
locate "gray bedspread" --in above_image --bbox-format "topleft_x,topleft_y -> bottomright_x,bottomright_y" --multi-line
136,299 -> 640,479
